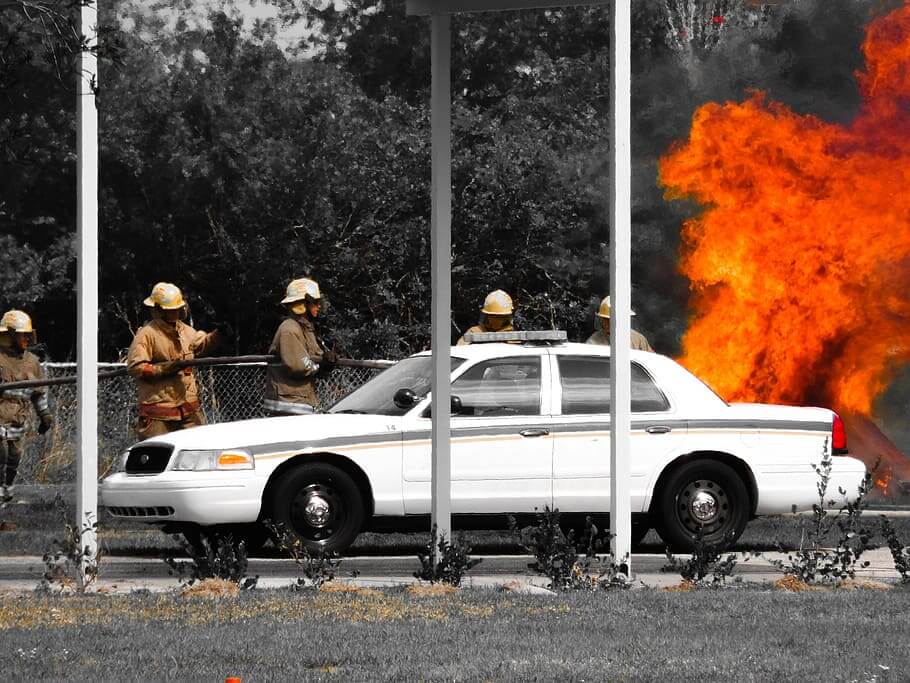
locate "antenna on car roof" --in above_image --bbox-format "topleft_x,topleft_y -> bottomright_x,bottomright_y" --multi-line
462,330 -> 568,345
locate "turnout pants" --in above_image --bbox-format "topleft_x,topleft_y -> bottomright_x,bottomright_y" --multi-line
136,411 -> 205,440
0,438 -> 22,487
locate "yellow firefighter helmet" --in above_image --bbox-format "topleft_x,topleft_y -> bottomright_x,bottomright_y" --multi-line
480,290 -> 514,316
143,282 -> 187,310
281,277 -> 322,305
0,310 -> 34,333
596,295 -> 636,319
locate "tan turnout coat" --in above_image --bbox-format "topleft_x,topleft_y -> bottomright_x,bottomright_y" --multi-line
456,322 -> 515,346
127,318 -> 219,419
265,316 -> 326,408
585,328 -> 653,352
0,347 -> 48,429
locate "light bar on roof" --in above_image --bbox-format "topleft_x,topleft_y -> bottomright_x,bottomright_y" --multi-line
462,330 -> 568,344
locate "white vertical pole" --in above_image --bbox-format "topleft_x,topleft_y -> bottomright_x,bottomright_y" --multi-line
609,0 -> 632,572
429,13 -> 452,553
77,0 -> 99,588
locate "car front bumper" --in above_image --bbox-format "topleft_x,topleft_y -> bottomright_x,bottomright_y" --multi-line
100,472 -> 265,525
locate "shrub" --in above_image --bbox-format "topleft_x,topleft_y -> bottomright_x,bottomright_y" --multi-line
36,493 -> 103,593
414,525 -> 481,587
661,528 -> 740,588
769,442 -> 873,585
265,520 -> 343,590
516,508 -> 630,591
880,517 -> 910,586
163,531 -> 258,590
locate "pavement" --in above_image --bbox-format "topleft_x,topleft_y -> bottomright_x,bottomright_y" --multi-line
0,548 -> 903,593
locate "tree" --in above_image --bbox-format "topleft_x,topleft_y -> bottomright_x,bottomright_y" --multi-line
2,0 -> 890,362
0,0 -> 86,357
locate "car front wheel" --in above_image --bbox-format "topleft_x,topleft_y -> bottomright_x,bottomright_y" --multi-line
269,462 -> 365,554
655,459 -> 749,550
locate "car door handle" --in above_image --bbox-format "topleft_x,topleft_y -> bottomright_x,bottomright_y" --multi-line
519,428 -> 550,438
645,425 -> 672,434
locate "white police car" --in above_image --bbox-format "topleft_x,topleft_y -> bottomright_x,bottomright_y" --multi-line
100,331 -> 866,552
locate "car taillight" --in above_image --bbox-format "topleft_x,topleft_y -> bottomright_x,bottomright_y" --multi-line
832,413 -> 848,454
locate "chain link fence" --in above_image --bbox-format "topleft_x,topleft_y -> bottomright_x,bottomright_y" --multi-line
14,360 -> 391,484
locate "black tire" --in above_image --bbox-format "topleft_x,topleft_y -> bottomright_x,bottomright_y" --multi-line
655,459 -> 749,551
269,462 -> 365,554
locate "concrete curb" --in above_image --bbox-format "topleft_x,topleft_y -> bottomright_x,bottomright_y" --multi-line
0,547 -> 903,594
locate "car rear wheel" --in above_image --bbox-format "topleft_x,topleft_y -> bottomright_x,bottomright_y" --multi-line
269,463 -> 365,554
655,459 -> 749,551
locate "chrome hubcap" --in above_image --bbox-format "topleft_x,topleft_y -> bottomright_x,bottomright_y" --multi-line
678,478 -> 729,535
690,491 -> 718,523
304,495 -> 331,528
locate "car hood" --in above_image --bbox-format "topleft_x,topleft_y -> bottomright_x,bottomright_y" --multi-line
137,413 -> 401,451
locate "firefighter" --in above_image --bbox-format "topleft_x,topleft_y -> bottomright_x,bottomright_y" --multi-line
586,295 -> 653,351
264,277 -> 337,415
456,289 -> 515,345
0,310 -> 53,504
126,283 -> 222,439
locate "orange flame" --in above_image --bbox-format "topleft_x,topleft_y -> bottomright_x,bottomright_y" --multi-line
659,3 -> 910,417
876,469 -> 893,495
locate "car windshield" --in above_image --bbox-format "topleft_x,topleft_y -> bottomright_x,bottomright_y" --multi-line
329,356 -> 466,416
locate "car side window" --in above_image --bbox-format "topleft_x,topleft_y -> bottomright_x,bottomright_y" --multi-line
632,364 -> 671,412
450,357 -> 541,417
558,357 -> 670,414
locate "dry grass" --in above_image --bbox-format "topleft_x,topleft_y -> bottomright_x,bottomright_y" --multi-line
406,583 -> 460,597
773,575 -> 897,592
180,578 -> 240,598
837,579 -> 894,591
774,575 -> 826,592
318,582 -> 382,598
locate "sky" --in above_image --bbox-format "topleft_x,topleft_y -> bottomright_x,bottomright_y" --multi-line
118,0 -> 347,52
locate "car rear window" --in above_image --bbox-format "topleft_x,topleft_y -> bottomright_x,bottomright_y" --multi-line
557,357 -> 670,414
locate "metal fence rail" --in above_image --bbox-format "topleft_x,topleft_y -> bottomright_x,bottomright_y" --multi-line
14,360 -> 391,484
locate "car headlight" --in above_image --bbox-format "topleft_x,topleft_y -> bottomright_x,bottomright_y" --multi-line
171,449 -> 255,471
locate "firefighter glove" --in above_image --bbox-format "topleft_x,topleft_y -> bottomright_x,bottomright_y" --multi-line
322,349 -> 338,365
153,360 -> 185,377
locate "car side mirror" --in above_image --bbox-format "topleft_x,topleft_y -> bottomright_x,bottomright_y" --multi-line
393,388 -> 420,410
423,394 -> 464,418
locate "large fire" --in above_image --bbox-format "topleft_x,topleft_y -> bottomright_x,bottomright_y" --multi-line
659,3 -> 910,490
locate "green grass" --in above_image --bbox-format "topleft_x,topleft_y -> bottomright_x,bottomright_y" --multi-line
3,486 -> 910,557
1,587 -> 908,680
